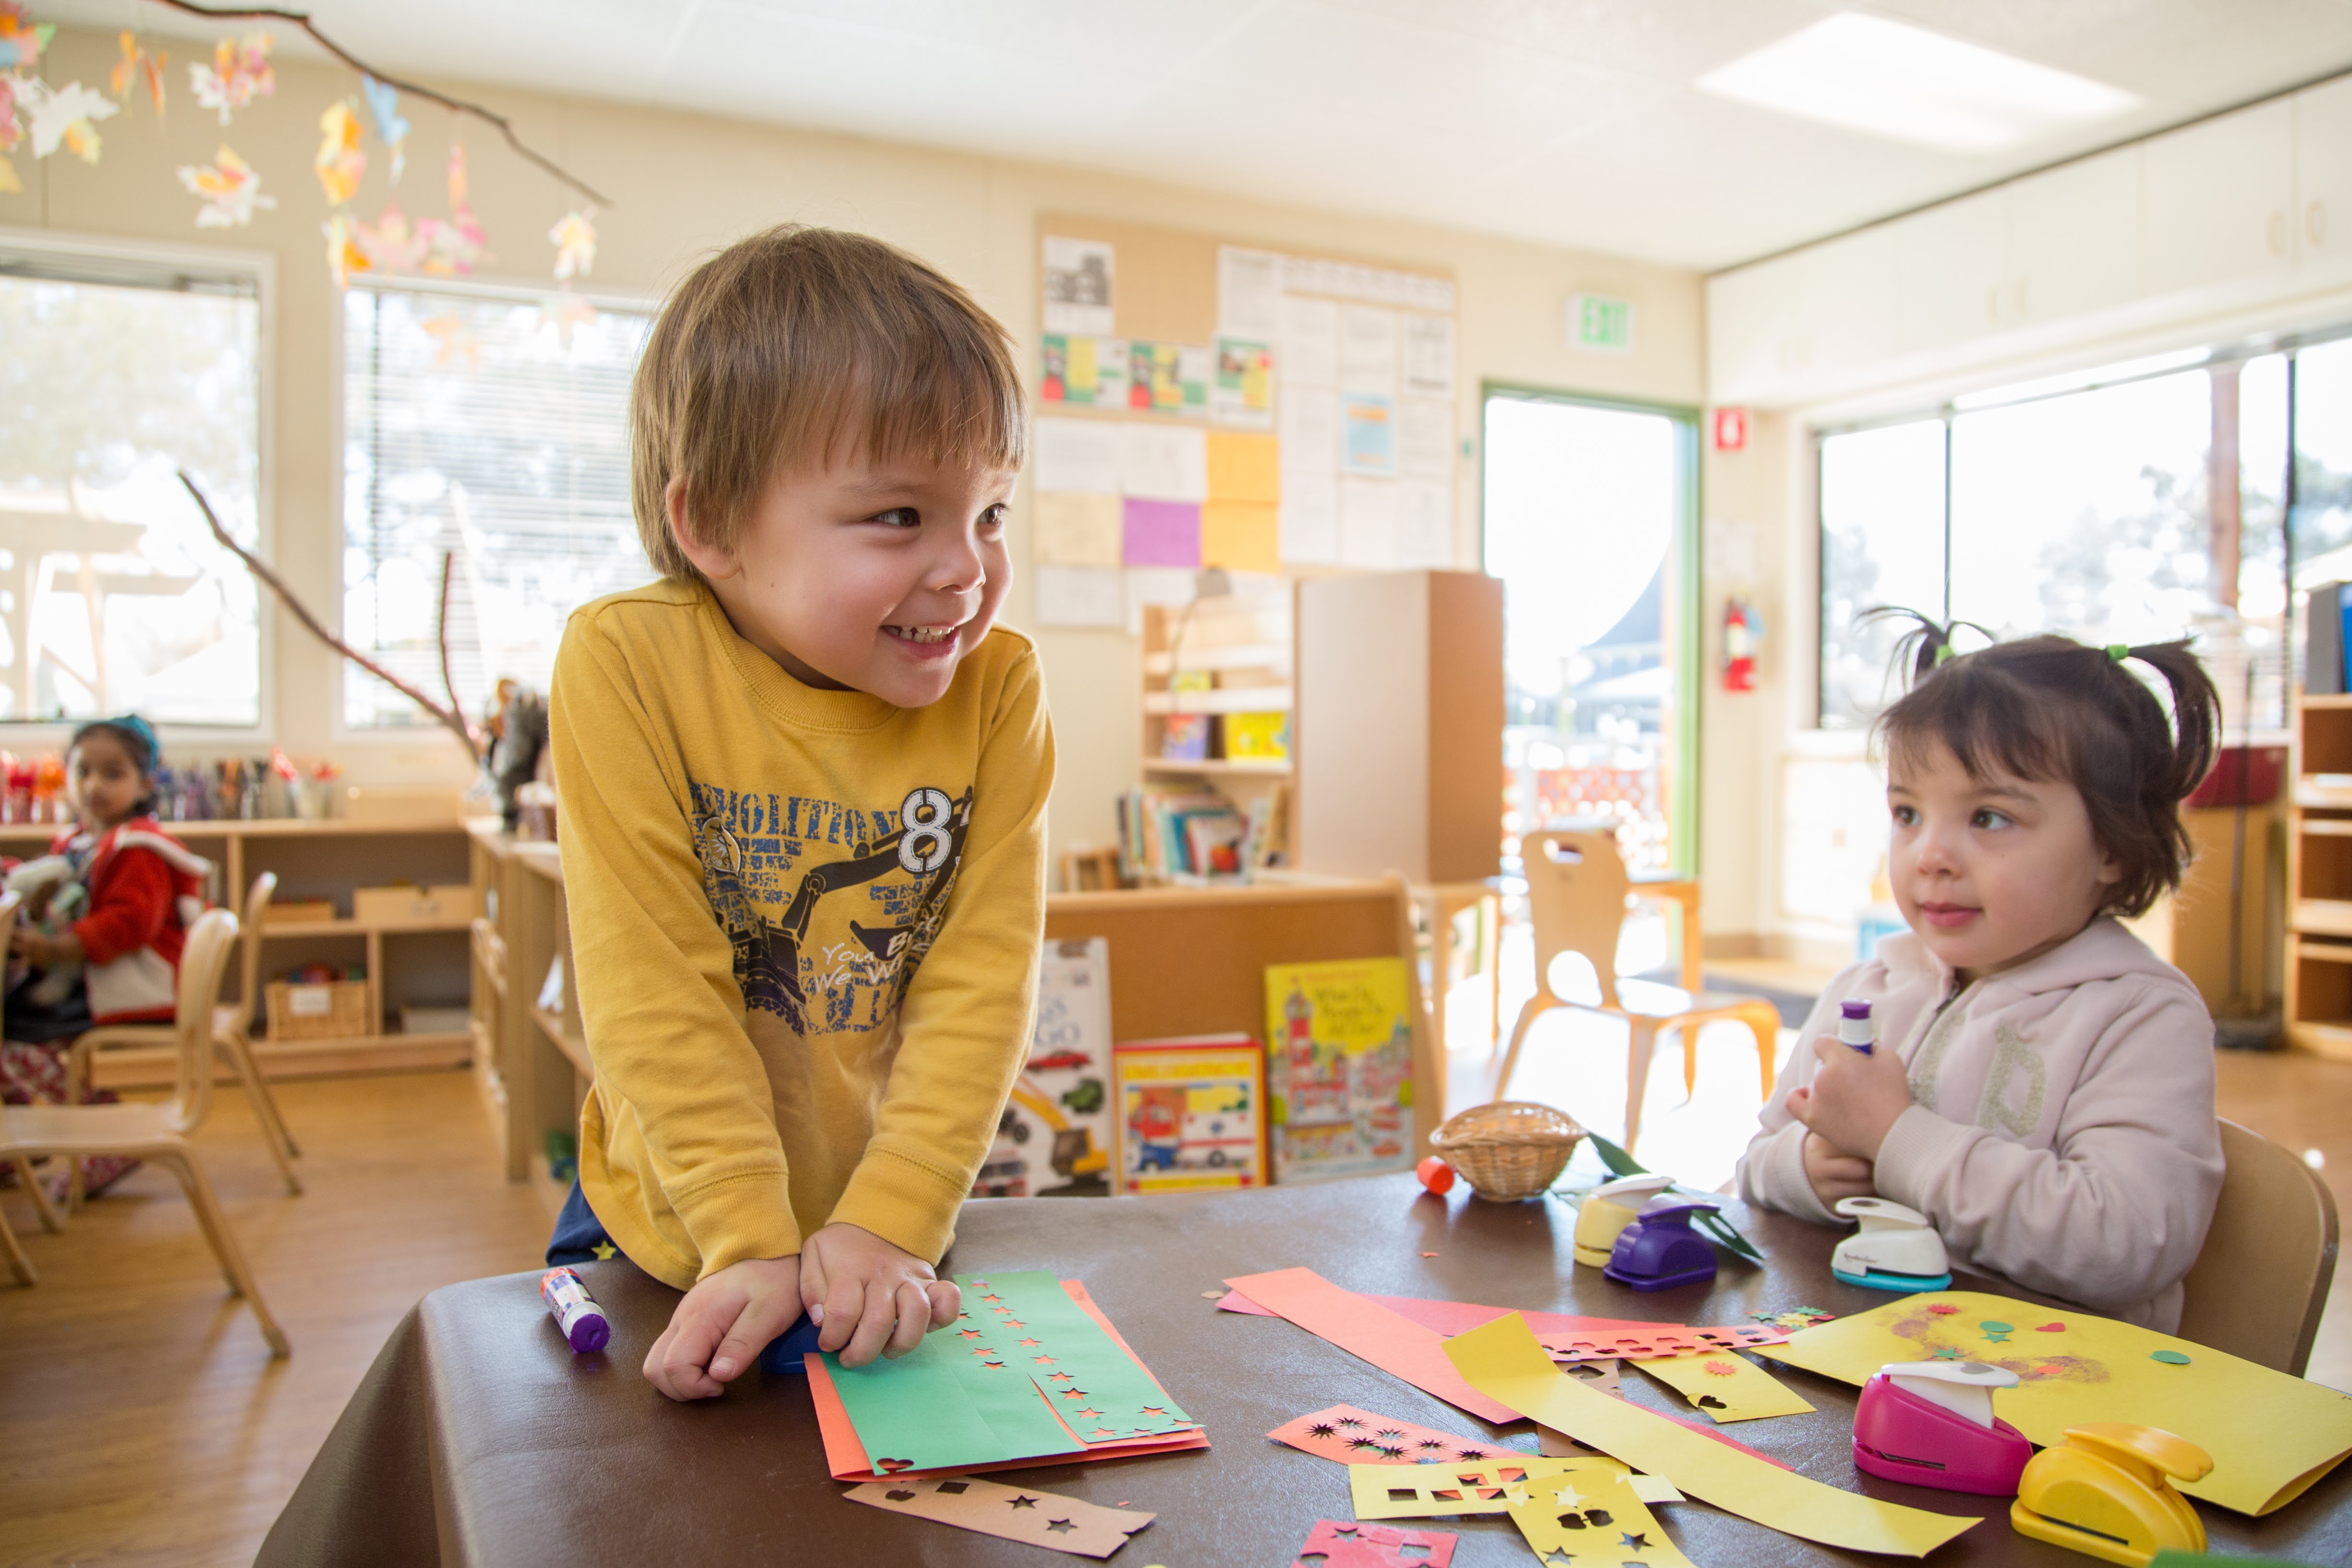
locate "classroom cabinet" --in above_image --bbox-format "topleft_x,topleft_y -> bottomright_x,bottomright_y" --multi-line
2007,144 -> 2146,326
2143,98 -> 2297,296
2297,74 -> 2352,268
1893,187 -> 2010,356
1704,253 -> 1801,404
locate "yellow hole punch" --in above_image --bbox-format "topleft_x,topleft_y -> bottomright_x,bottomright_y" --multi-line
2009,1422 -> 2212,1566
1570,1173 -> 1674,1267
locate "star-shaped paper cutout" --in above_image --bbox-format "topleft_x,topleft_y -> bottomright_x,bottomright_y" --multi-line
1045,1519 -> 1074,1534
1006,1494 -> 1038,1509
1049,1372 -> 1075,1384
980,1294 -> 1003,1304
1033,1355 -> 1055,1365
1143,1407 -> 1167,1418
1018,1338 -> 1041,1348
1702,1360 -> 1737,1376
589,1240 -> 616,1261
1077,1407 -> 1101,1419
1336,1417 -> 1363,1429
1552,1484 -> 1588,1508
1457,1448 -> 1487,1459
1090,1428 -> 1115,1439
1621,1532 -> 1650,1550
1308,1423 -> 1338,1438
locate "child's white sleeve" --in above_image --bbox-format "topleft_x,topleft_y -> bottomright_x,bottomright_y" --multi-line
1734,982 -> 1850,1224
1872,986 -> 2224,1319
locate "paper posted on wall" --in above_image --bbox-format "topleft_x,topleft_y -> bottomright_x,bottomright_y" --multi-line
974,937 -> 1115,1196
1042,236 -> 1115,336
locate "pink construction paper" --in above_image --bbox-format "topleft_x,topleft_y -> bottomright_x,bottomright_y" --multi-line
1122,497 -> 1201,567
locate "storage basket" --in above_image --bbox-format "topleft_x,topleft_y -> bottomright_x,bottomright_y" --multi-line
266,978 -> 371,1041
1429,1101 -> 1585,1202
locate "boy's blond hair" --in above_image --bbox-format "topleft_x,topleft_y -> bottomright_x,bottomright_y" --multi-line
630,225 -> 1027,580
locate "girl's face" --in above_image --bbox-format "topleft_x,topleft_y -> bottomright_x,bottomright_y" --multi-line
67,732 -> 148,830
1886,739 -> 2122,983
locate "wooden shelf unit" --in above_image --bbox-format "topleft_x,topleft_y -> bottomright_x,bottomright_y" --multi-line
0,816 -> 479,1089
470,825 -> 588,1209
2288,694 -> 2352,1058
1127,595 -> 1295,883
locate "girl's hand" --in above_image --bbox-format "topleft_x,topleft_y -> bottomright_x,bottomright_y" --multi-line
1786,1035 -> 1915,1163
1801,1131 -> 1877,1206
10,928 -> 77,967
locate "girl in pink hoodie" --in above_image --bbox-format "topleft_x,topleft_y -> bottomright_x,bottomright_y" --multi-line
1738,621 -> 2224,1330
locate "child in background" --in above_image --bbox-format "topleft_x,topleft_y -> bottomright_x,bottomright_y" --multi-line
2,716 -> 211,1194
546,225 -> 1051,1399
1738,620 -> 2225,1330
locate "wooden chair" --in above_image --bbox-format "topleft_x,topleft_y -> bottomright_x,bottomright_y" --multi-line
2176,1118 -> 2339,1375
67,870 -> 300,1203
0,909 -> 288,1351
1491,830 -> 1782,1155
0,888 -> 61,1284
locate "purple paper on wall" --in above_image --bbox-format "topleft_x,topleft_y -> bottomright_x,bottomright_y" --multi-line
1123,497 -> 1201,568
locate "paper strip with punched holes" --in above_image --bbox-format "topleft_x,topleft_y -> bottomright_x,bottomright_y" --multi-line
1631,1350 -> 1816,1423
1290,1518 -> 1458,1568
1268,1404 -> 1505,1467
843,1476 -> 1154,1558
1504,1459 -> 1700,1568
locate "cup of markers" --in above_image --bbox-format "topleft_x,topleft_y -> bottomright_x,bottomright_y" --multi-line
541,1266 -> 611,1353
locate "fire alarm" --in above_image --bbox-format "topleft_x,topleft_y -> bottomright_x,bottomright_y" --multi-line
1712,407 -> 1748,452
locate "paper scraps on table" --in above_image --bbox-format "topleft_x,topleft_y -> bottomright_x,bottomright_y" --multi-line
1222,1268 -> 1520,1423
1536,1416 -> 1794,1471
1505,1459 -> 1700,1568
314,101 -> 364,205
112,32 -> 165,115
807,1273 -> 1203,1481
1348,1456 -> 1560,1519
176,145 -> 275,228
1269,1404 -> 1500,1467
549,208 -> 597,282
1217,1287 -> 1788,1361
1754,1291 -> 2352,1516
1632,1349 -> 1816,1423
189,33 -> 272,125
843,1476 -> 1153,1559
1291,1519 -> 1457,1568
1445,1314 -> 1976,1556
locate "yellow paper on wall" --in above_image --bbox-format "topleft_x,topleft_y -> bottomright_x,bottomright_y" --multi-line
1753,1291 -> 2352,1516
1443,1315 -> 1977,1557
1201,500 -> 1281,573
1206,430 -> 1281,504
1034,492 -> 1124,567
1633,1349 -> 1815,1423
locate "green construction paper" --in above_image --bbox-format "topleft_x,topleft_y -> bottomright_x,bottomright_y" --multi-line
823,1332 -> 1066,1473
961,1270 -> 1195,1437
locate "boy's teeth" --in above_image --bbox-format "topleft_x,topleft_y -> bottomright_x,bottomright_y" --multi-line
893,625 -> 955,644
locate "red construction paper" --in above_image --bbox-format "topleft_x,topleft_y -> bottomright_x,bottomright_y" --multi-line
806,1279 -> 1210,1482
1221,1268 -> 1523,1424
1269,1404 -> 1505,1466
1293,1519 -> 1458,1568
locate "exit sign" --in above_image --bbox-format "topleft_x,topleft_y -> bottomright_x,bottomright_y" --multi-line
1567,293 -> 1636,353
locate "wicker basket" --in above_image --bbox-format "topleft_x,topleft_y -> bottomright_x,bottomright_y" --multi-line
1430,1101 -> 1585,1202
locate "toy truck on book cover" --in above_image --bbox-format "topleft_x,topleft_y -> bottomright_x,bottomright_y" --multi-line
973,938 -> 1113,1197
1265,957 -> 1415,1182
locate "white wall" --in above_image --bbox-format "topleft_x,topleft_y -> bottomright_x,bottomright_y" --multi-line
7,25 -> 1703,867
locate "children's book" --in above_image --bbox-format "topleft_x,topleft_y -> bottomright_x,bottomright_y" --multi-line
1264,957 -> 1417,1183
974,938 -> 1115,1198
1111,1033 -> 1265,1194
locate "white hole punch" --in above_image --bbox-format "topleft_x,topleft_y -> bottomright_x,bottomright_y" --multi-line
1831,1196 -> 1952,1291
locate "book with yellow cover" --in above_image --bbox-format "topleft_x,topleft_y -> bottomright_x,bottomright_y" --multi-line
1263,957 -> 1415,1183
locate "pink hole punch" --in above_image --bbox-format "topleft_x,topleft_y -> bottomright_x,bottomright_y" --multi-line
1853,1360 -> 2033,1496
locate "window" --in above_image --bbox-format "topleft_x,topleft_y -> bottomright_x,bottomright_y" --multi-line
341,283 -> 653,729
0,246 -> 264,726
1819,346 -> 2301,734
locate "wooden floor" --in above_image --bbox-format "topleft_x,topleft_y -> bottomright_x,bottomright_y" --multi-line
0,1068 -> 552,1568
5,1047 -> 2352,1566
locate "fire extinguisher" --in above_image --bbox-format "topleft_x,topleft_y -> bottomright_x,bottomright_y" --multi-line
1723,597 -> 1760,691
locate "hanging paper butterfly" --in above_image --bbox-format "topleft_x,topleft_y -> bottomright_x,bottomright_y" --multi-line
352,201 -> 426,272
538,289 -> 596,349
548,207 -> 596,282
0,72 -> 19,153
416,143 -> 490,275
420,312 -> 480,372
361,75 -> 407,184
112,31 -> 165,114
0,2 -> 54,72
15,77 -> 117,162
177,145 -> 276,227
314,99 -> 364,205
189,33 -> 272,125
321,210 -> 369,288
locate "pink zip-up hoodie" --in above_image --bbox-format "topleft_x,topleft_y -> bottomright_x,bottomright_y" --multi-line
1737,916 -> 2222,1331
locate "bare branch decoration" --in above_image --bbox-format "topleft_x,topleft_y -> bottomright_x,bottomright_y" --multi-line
179,470 -> 484,764
144,0 -> 612,208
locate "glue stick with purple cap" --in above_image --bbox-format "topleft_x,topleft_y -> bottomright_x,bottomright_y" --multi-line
1838,1000 -> 1875,1055
541,1266 -> 611,1353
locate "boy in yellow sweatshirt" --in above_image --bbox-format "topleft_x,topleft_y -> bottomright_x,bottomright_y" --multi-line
546,225 -> 1051,1399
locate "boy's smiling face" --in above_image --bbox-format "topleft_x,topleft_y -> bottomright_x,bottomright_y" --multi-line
673,453 -> 1016,708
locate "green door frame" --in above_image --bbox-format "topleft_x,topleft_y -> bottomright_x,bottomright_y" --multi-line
1477,381 -> 1704,879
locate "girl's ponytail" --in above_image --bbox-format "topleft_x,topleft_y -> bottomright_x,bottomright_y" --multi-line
2111,640 -> 2221,807
1859,606 -> 1993,690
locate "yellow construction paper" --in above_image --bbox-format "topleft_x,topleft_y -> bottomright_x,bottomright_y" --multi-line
1633,1349 -> 1816,1423
1752,1291 -> 2352,1516
1200,500 -> 1280,573
1505,1461 -> 1698,1568
1206,430 -> 1281,504
1033,492 -> 1124,567
1347,1455 -> 1624,1520
1443,1315 -> 1977,1557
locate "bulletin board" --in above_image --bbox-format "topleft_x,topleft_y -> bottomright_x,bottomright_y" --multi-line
1029,213 -> 1460,630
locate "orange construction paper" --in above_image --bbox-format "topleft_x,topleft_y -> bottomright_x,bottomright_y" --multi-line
1268,1404 -> 1505,1466
806,1279 -> 1210,1482
1222,1267 -> 1522,1424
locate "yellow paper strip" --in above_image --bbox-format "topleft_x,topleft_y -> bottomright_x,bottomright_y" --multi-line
1628,1473 -> 1686,1503
1753,1291 -> 2352,1517
1347,1455 -> 1627,1520
1506,1463 -> 1699,1568
1634,1349 -> 1816,1423
1443,1315 -> 1977,1557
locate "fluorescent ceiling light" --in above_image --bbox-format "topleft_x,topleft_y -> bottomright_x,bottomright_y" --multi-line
1698,13 -> 2139,152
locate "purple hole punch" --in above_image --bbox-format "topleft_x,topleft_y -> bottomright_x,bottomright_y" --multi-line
1601,1195 -> 1721,1292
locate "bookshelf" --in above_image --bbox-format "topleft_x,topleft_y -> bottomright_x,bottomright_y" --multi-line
1122,591 -> 1295,883
469,824 -> 587,1211
2288,693 -> 2352,1057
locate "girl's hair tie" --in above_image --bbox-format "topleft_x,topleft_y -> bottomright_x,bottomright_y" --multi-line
2107,643 -> 2131,661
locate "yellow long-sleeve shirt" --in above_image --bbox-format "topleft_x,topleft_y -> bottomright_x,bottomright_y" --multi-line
548,578 -> 1052,1290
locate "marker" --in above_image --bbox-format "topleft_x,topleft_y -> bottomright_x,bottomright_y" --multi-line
1838,1000 -> 1875,1055
541,1265 -> 611,1353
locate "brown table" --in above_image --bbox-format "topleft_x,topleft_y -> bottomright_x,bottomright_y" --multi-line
260,1174 -> 2352,1567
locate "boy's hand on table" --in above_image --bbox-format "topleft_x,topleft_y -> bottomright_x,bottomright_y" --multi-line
644,1254 -> 802,1402
1799,1131 -> 1878,1207
800,1222 -> 960,1368
1786,1034 -> 1915,1166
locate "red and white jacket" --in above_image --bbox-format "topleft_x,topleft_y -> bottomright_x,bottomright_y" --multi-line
52,817 -> 210,1025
